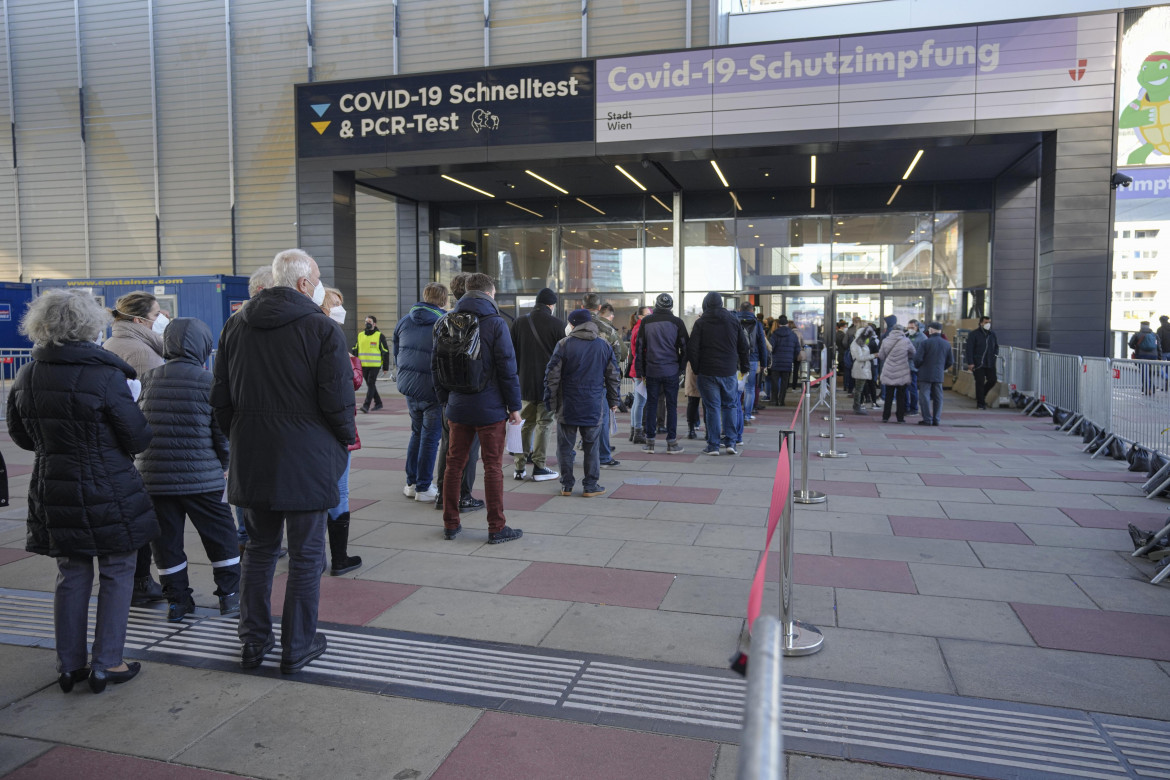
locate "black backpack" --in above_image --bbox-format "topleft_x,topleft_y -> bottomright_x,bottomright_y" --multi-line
433,310 -> 495,394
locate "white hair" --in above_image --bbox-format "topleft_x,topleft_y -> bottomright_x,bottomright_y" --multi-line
21,289 -> 112,347
248,265 -> 274,297
271,249 -> 315,289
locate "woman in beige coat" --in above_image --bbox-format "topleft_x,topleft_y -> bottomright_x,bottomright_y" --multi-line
684,364 -> 704,439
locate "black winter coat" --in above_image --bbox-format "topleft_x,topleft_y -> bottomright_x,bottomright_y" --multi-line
7,341 -> 158,558
210,287 -> 355,512
137,318 -> 230,496
512,305 -> 566,401
543,322 -> 621,426
687,292 -> 749,377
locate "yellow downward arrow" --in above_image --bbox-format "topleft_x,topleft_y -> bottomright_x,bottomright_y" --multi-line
311,121 -> 331,135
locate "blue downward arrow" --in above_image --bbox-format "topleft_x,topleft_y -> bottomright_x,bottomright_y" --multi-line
311,103 -> 330,117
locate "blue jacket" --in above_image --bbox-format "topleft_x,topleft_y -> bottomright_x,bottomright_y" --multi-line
737,312 -> 769,364
544,322 -> 621,427
635,308 -> 688,379
768,326 -> 801,373
913,332 -> 954,383
393,302 -> 444,403
434,292 -> 522,426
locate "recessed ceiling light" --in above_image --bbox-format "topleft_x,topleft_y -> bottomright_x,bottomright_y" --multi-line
810,155 -> 817,185
576,197 -> 606,215
506,201 -> 543,217
525,169 -> 568,194
711,160 -> 730,188
887,184 -> 902,205
614,165 -> 647,191
441,174 -> 494,198
902,149 -> 924,180
651,195 -> 672,214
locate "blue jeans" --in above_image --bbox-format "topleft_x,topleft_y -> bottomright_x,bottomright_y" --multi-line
597,399 -> 613,462
557,422 -> 600,492
630,379 -> 646,430
919,380 -> 944,424
406,397 -> 443,491
642,374 -> 680,441
328,454 -> 351,520
698,374 -> 738,449
743,361 -> 758,419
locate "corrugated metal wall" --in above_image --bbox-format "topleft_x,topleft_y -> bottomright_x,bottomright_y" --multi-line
313,0 -> 395,82
0,6 -> 18,280
356,187 -> 398,340
399,0 -> 483,73
588,0 -> 689,57
490,0 -> 579,66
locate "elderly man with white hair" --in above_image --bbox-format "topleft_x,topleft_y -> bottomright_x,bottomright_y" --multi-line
211,249 -> 355,674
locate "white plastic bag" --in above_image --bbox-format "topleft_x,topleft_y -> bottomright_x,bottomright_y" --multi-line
609,409 -> 619,435
505,420 -> 524,454
633,379 -> 647,399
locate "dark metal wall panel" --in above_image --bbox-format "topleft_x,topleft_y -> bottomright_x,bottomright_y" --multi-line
0,6 -> 17,279
395,200 -> 430,320
991,157 -> 1038,350
313,0 -> 394,82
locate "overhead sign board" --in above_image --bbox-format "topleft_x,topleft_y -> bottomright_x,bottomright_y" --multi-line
596,15 -> 1116,142
1115,165 -> 1170,199
297,61 -> 596,157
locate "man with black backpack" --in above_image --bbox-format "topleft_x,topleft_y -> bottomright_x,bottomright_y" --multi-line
510,288 -> 564,482
1129,321 -> 1160,396
432,273 -> 523,544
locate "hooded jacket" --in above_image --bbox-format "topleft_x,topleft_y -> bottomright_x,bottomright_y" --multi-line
8,341 -> 158,558
210,286 -> 355,511
1129,324 -> 1160,358
1158,319 -> 1170,354
433,291 -> 522,426
635,307 -> 689,379
591,310 -> 627,363
737,311 -> 770,364
511,305 -> 567,401
687,292 -> 749,377
137,318 -> 230,496
393,301 -> 444,402
850,329 -> 879,380
768,325 -> 802,373
543,321 -> 621,426
104,319 -> 165,377
913,332 -> 954,383
877,327 -> 916,386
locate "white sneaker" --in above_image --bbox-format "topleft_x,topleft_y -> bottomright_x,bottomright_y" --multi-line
403,484 -> 416,498
414,485 -> 439,502
723,445 -> 738,456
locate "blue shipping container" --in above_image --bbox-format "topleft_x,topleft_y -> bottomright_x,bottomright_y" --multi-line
0,282 -> 32,349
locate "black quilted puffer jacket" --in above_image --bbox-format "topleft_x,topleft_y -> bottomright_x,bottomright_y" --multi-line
136,318 -> 230,496
7,341 -> 158,558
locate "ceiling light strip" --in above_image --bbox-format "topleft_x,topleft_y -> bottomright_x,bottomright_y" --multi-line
614,165 -> 647,191
729,191 -> 742,211
901,149 -> 924,180
886,184 -> 902,206
810,155 -> 817,185
524,169 -> 568,195
810,188 -> 816,208
576,197 -> 605,215
710,160 -> 730,188
506,201 -> 543,217
441,174 -> 494,198
651,195 -> 672,214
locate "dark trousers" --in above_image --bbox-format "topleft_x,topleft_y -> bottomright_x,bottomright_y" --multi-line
134,544 -> 153,579
361,366 -> 382,409
973,366 -> 997,407
919,380 -> 944,424
882,384 -> 908,422
150,492 -> 242,598
557,422 -> 600,492
444,420 -> 506,532
907,372 -> 919,412
238,508 -> 327,662
55,550 -> 135,673
768,370 -> 792,405
643,374 -> 680,441
436,407 -> 479,500
857,379 -> 877,405
687,396 -> 702,429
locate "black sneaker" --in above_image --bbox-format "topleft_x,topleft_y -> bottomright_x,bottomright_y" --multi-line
166,597 -> 195,623
459,496 -> 485,513
531,466 -> 558,482
600,459 -> 620,468
219,592 -> 241,617
281,632 -> 328,674
241,635 -> 276,669
582,486 -> 606,497
443,524 -> 462,540
641,440 -> 655,453
488,526 -> 523,544
131,576 -> 166,607
513,469 -> 527,481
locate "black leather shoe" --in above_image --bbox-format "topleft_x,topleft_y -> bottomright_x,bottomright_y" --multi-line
458,496 -> 485,513
281,632 -> 328,674
89,661 -> 140,693
241,635 -> 276,669
58,668 -> 89,693
443,524 -> 462,540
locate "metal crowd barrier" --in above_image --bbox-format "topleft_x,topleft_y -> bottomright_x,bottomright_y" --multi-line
1007,348 -> 1039,411
0,348 -> 34,421
1079,357 -> 1113,431
1107,359 -> 1170,457
1037,352 -> 1081,424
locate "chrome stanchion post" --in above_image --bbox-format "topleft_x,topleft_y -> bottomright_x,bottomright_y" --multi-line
817,369 -> 848,458
793,358 -> 827,504
780,429 -> 824,656
821,346 -> 841,423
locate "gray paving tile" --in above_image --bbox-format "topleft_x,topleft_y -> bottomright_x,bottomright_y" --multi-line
544,496 -> 655,518
714,744 -> 739,780
607,540 -> 760,579
779,626 -> 955,694
940,503 -> 1075,525
176,681 -> 481,780
713,490 -> 773,508
1020,478 -> 1146,496
0,644 -> 57,709
787,754 -> 957,780
0,554 -> 59,592
0,663 -> 281,760
863,462 -> 963,475
694,525 -> 829,555
820,471 -> 927,486
969,542 -> 1148,578
639,459 -> 736,476
670,474 -> 779,493
489,509 -> 587,536
821,496 -> 947,518
830,533 -> 980,566
794,511 -> 893,535
940,639 -> 1170,720
471,533 -> 624,567
349,521 -> 483,554
367,586 -> 571,645
835,589 -> 1034,645
876,485 -> 991,503
955,465 -> 1062,479
539,603 -> 743,668
569,514 -> 703,544
908,563 -> 1098,608
646,502 -> 766,526
1019,524 -> 1132,551
1096,493 -> 1170,513
1071,574 -> 1170,616
982,489 -> 1112,509
358,549 -> 529,592
0,735 -> 53,776
657,574 -> 836,627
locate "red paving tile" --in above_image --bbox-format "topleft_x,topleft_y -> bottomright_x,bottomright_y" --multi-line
500,562 -> 673,608
739,449 -> 780,459
350,456 -> 407,471
889,516 -> 1033,544
5,746 -> 239,780
429,711 -> 717,780
0,548 -> 35,565
921,473 -> 1031,491
970,447 -> 1062,457
765,552 -> 917,594
1054,470 -> 1147,483
348,498 -> 380,512
1012,603 -> 1170,662
609,484 -> 720,504
1061,508 -> 1170,530
501,491 -> 553,511
271,574 -> 418,625
887,434 -> 957,441
807,480 -> 878,498
611,451 -> 700,463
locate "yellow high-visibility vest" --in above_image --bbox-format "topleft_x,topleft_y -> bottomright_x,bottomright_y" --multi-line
355,330 -> 384,368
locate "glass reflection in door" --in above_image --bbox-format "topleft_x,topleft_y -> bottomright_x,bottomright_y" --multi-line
785,294 -> 826,345
883,293 -> 928,329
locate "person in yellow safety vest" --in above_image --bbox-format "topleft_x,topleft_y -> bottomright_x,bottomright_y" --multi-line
354,315 -> 391,412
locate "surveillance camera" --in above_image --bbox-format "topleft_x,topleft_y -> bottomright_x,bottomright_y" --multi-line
641,159 -> 650,169
1111,172 -> 1133,189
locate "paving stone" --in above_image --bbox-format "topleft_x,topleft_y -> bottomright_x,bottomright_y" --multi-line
920,473 -> 1030,491
609,484 -> 721,504
775,553 -> 915,594
970,542 -> 1149,578
539,603 -> 743,668
982,489 -> 1114,510
1055,469 -> 1146,482
787,754 -> 959,779
877,485 -> 992,503
940,639 -> 1170,719
659,574 -> 764,618
645,502 -> 767,526
830,533 -> 980,566
269,573 -> 418,625
1012,603 -> 1170,662
430,711 -> 718,780
175,681 -> 481,780
818,471 -> 926,486
863,462 -> 963,475
0,645 -> 58,709
1061,507 -> 1170,530
794,511 -> 893,535
5,746 -> 241,780
0,548 -> 34,566
1018,524 -> 1132,550
349,521 -> 483,554
1071,574 -> 1170,616
821,496 -> 947,518
908,563 -> 1098,608
472,532 -> 624,567
483,509 -> 586,536
889,516 -> 1032,545
0,736 -> 53,777
0,663 -> 281,761
1020,479 -> 1144,497
368,586 -> 571,645
606,540 -> 760,579
778,626 -> 955,694
0,555 -> 62,592
1096,493 -> 1170,513
954,465 -> 1063,479
835,589 -> 1034,645
713,744 -> 739,780
543,496 -> 655,518
499,562 -> 674,609
940,503 -> 1075,525
358,549 -> 529,592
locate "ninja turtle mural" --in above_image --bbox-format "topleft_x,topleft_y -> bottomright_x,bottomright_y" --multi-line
1119,51 -> 1170,165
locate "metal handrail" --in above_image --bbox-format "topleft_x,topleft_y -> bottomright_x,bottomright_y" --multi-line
736,614 -> 784,780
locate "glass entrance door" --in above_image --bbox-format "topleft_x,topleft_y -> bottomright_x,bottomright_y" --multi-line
831,291 -> 929,331
783,293 -> 826,346
882,292 -> 929,329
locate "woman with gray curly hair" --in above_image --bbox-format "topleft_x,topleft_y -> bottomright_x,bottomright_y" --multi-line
6,289 -> 159,694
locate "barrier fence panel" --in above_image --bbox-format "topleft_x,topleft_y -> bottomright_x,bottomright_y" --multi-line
1007,347 -> 1039,407
1080,357 -> 1112,431
1037,352 -> 1082,417
1109,359 -> 1170,456
0,349 -> 34,421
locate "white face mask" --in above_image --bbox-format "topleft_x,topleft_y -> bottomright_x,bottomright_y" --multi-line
907,328 -> 917,335
329,306 -> 346,325
152,313 -> 170,335
982,323 -> 991,330
310,280 -> 326,307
